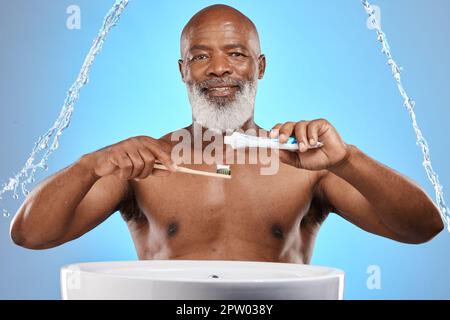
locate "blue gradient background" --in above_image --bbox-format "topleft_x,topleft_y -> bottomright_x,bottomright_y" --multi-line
1,0 -> 449,299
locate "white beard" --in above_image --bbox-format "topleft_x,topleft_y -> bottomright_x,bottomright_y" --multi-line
186,78 -> 258,132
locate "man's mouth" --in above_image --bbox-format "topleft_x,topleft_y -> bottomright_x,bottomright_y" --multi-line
204,85 -> 239,97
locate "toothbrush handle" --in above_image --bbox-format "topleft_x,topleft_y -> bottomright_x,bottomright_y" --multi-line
153,163 -> 231,179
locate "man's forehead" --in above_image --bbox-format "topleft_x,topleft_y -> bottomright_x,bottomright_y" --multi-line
181,19 -> 260,56
185,19 -> 254,36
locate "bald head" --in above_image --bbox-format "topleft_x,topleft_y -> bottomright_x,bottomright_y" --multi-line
180,4 -> 261,59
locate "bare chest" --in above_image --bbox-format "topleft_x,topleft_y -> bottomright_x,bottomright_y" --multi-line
130,163 -> 316,245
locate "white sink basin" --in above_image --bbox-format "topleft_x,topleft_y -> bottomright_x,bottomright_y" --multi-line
60,260 -> 344,300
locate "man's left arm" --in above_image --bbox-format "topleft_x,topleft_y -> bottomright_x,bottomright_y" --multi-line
320,145 -> 444,243
272,119 -> 444,244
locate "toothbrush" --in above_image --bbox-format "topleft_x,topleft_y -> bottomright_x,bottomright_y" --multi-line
153,162 -> 231,179
224,131 -> 324,151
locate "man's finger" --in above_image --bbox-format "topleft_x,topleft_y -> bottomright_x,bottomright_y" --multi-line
126,150 -> 145,179
141,140 -> 177,172
136,148 -> 155,179
278,122 -> 296,143
270,123 -> 283,138
115,152 -> 133,180
294,121 -> 310,152
307,120 -> 321,146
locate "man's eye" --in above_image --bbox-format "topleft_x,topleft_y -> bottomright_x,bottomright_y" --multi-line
230,52 -> 245,57
192,54 -> 208,61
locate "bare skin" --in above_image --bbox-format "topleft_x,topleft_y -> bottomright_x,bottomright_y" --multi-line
10,5 -> 443,263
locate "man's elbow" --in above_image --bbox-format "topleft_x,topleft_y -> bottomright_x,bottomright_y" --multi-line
10,230 -> 55,250
10,229 -> 33,249
9,215 -> 54,250
10,219 -> 35,249
422,216 -> 444,243
407,211 -> 445,244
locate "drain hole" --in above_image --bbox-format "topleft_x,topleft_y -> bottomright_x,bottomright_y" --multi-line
209,274 -> 219,279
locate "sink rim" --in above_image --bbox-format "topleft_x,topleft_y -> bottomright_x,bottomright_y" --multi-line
61,259 -> 345,284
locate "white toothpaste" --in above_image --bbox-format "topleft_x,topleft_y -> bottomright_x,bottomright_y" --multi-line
224,131 -> 324,151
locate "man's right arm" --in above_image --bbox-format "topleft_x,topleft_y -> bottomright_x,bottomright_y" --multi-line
10,155 -> 129,249
9,136 -> 177,249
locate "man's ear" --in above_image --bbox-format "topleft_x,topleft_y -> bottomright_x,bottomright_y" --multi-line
258,54 -> 266,79
178,59 -> 185,82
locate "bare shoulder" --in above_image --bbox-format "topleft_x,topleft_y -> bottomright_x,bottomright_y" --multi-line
157,127 -> 191,147
158,131 -> 174,142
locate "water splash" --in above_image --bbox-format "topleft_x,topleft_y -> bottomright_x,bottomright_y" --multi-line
0,0 -> 130,217
362,0 -> 450,232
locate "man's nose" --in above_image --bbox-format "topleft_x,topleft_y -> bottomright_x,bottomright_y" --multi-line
205,54 -> 232,77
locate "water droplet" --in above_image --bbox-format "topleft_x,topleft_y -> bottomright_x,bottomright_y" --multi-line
2,210 -> 10,218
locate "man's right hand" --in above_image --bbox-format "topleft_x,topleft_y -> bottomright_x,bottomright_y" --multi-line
83,136 -> 177,180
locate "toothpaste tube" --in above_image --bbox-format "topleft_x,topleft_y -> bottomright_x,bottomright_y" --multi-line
224,131 -> 324,151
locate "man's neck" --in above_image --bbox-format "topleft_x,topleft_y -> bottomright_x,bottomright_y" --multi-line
185,117 -> 269,151
187,117 -> 261,137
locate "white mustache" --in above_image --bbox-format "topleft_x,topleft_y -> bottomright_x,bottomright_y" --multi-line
198,79 -> 243,92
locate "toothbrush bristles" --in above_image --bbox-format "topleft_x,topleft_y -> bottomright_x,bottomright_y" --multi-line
216,165 -> 231,177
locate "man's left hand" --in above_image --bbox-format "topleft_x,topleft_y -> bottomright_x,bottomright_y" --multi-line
270,119 -> 351,171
